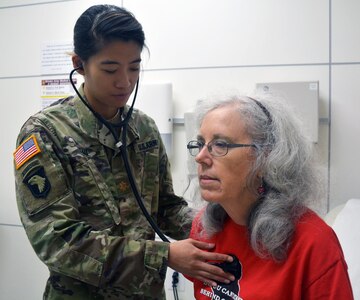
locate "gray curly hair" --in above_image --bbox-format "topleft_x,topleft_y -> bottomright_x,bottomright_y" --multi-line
193,92 -> 325,261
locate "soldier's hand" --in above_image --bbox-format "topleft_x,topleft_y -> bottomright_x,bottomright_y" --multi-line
167,239 -> 235,286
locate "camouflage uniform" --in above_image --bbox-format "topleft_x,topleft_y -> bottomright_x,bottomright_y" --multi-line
14,86 -> 193,299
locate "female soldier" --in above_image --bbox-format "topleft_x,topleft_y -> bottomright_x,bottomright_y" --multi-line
14,4 -> 233,299
186,94 -> 354,299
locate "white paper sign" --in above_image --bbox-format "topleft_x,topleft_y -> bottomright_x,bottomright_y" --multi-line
41,41 -> 73,75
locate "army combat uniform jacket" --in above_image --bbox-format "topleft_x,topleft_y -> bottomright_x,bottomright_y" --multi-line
14,87 -> 193,299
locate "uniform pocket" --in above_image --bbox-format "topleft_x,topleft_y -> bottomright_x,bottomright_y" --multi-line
141,151 -> 160,215
72,157 -> 121,228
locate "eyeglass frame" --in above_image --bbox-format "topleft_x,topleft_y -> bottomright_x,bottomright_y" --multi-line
187,139 -> 257,157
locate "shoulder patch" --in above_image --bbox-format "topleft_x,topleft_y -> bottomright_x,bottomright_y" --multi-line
23,166 -> 51,198
14,135 -> 41,169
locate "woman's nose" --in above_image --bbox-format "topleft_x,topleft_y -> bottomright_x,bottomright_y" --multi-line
195,145 -> 212,165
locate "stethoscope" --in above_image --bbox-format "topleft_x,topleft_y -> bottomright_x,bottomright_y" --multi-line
69,67 -> 170,243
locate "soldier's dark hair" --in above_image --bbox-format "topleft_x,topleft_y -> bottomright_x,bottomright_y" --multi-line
73,4 -> 146,62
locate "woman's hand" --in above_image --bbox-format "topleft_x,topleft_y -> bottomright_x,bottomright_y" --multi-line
167,239 -> 235,286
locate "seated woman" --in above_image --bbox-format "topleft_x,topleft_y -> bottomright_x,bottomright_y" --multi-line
185,94 -> 354,299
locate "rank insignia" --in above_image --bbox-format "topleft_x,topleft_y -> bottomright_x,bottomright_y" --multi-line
23,166 -> 51,198
14,135 -> 41,169
119,181 -> 130,193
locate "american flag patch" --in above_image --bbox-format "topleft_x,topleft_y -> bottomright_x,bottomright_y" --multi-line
14,135 -> 41,169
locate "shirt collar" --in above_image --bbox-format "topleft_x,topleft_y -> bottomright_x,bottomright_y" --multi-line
73,84 -> 139,150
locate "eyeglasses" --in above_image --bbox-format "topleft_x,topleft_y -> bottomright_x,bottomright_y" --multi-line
187,139 -> 256,157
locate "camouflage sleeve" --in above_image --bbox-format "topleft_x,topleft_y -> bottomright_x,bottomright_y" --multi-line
156,135 -> 196,240
14,117 -> 169,296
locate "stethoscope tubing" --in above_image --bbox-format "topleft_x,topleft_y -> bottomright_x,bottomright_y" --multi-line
69,68 -> 170,243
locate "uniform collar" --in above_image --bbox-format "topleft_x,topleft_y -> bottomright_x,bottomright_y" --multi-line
73,84 -> 139,150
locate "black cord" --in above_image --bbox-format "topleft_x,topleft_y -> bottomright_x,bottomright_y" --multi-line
120,122 -> 170,242
70,69 -> 178,298
70,67 -> 170,243
172,271 -> 179,300
69,67 -> 137,130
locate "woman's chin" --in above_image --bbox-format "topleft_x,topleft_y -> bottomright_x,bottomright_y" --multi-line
200,191 -> 221,203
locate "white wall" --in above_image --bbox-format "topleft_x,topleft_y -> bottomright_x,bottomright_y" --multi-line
1,0 -> 359,299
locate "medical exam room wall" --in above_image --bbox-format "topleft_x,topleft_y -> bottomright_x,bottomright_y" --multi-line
1,0 -> 359,299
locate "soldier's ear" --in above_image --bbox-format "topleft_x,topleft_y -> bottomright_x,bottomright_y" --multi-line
72,55 -> 84,75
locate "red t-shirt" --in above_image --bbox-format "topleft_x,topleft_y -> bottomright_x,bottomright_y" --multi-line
188,209 -> 354,300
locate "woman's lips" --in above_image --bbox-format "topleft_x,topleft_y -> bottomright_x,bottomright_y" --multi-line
199,175 -> 219,186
